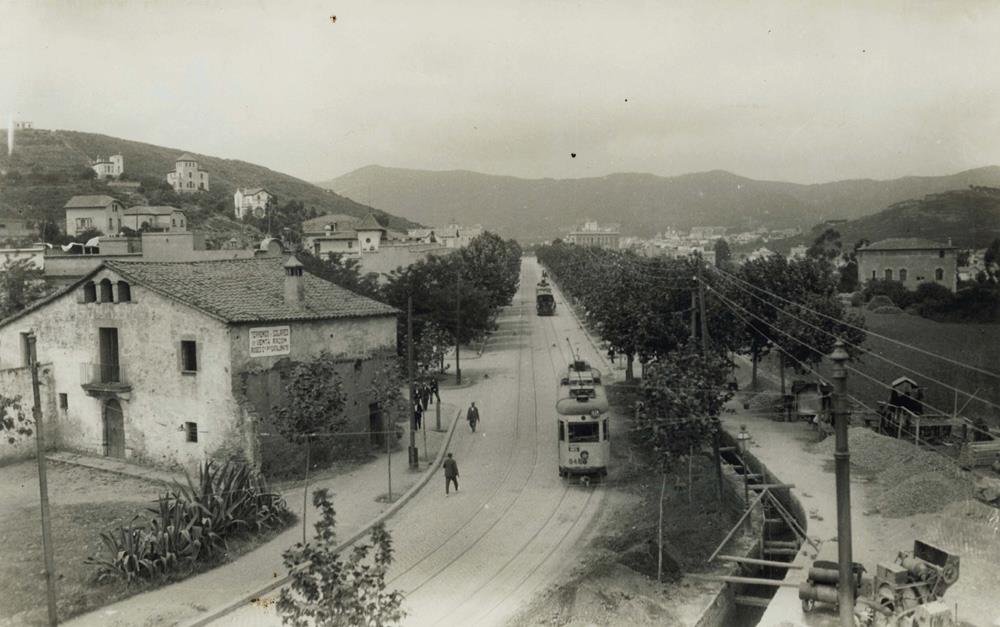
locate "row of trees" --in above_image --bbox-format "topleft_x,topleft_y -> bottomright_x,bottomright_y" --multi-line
302,231 -> 521,372
538,241 -> 865,387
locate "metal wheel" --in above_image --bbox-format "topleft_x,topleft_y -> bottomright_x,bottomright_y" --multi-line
580,475 -> 591,487
801,598 -> 815,613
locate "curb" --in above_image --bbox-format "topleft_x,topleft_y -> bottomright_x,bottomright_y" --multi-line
182,408 -> 464,627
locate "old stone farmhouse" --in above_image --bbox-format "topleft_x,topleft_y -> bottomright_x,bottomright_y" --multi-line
0,256 -> 398,472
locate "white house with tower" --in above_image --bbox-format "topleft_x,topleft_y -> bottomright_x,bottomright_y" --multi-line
92,155 -> 125,179
167,154 -> 210,193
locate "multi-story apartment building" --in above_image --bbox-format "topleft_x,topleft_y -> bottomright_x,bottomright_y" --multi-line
166,153 -> 209,193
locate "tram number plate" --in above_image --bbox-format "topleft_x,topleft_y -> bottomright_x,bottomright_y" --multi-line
568,446 -> 579,452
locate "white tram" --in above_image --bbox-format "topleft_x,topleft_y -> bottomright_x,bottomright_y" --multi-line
557,360 -> 610,481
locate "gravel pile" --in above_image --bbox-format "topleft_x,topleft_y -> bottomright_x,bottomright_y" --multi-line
812,427 -> 973,518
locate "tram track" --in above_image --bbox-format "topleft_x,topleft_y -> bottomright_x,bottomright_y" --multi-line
397,261 -> 605,626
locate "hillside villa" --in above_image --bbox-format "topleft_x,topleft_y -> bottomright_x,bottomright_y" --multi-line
91,154 -> 124,179
234,187 -> 275,219
857,238 -> 957,292
167,153 -> 209,192
121,206 -> 187,232
0,256 -> 398,472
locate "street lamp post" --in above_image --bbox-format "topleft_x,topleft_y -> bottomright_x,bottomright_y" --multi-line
830,339 -> 854,627
736,424 -> 751,506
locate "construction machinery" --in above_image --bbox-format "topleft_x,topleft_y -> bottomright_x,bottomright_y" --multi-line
800,540 -> 960,626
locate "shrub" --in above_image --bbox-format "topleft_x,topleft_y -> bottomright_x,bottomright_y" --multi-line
862,279 -> 911,308
86,461 -> 291,583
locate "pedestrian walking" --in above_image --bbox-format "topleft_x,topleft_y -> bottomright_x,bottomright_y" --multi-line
420,382 -> 430,411
430,378 -> 440,403
443,453 -> 459,494
414,401 -> 423,430
467,401 -> 480,433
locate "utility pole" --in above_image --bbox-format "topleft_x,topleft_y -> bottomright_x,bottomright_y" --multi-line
696,260 -> 724,507
455,272 -> 462,385
28,335 -> 58,627
830,340 -> 854,627
407,296 -> 418,468
690,283 -> 697,341
696,258 -> 709,353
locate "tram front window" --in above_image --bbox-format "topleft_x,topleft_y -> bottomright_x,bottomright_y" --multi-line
568,422 -> 599,443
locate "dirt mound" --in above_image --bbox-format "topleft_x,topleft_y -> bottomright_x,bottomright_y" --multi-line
811,427 -> 974,517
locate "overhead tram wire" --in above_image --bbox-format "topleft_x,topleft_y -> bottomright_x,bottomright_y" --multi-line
707,269 -> 1000,414
708,285 -> 997,440
707,263 -> 1000,380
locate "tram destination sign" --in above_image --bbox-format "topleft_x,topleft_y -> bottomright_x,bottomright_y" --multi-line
249,326 -> 291,357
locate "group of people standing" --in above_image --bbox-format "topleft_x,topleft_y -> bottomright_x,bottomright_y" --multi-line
412,377 -> 440,430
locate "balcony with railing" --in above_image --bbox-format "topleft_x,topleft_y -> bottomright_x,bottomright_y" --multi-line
80,362 -> 132,397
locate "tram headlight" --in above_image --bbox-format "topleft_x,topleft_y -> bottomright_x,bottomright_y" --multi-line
590,409 -> 600,418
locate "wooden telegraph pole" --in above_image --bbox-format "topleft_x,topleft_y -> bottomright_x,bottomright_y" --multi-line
27,335 -> 58,626
696,260 -> 724,505
408,295 -> 418,468
455,272 -> 462,384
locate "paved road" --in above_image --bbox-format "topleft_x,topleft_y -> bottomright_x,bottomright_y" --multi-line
218,258 -> 610,626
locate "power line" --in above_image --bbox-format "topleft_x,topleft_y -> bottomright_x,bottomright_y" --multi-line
709,270 -> 1000,414
708,264 -> 1000,380
710,286 -> 995,439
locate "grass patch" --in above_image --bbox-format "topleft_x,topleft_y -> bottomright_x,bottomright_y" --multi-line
0,500 -> 294,625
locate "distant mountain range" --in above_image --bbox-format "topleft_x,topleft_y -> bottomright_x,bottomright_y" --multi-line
0,128 -> 416,232
316,165 -> 1000,241
774,187 -> 1000,252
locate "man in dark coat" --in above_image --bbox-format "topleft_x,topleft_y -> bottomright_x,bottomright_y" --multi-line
420,382 -> 430,411
413,401 -> 423,430
467,402 -> 480,433
430,378 -> 440,403
443,453 -> 459,494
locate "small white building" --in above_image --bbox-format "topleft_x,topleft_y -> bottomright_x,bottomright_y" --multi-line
167,153 -> 209,193
64,195 -> 125,237
234,187 -> 274,219
302,213 -> 387,257
787,245 -> 809,261
92,155 -> 124,179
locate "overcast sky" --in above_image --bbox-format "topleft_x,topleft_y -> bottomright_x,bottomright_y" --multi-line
3,0 -> 999,183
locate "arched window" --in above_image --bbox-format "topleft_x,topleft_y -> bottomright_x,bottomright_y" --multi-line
83,281 -> 97,303
99,279 -> 114,303
117,281 -> 131,303
899,269 -> 907,282
935,268 -> 944,281
884,268 -> 893,280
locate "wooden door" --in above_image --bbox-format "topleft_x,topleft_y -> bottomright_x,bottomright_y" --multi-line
98,327 -> 120,382
103,399 -> 125,458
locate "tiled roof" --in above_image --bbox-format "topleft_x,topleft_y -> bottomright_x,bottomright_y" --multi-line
861,238 -> 955,251
239,187 -> 271,196
356,213 -> 386,231
175,153 -> 197,162
105,257 -> 397,323
312,230 -> 358,240
301,214 -> 360,232
123,205 -> 182,216
64,195 -> 118,209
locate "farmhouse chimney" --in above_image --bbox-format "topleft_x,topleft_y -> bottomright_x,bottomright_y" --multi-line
283,257 -> 305,305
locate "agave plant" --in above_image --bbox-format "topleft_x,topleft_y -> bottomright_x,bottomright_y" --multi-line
87,460 -> 291,583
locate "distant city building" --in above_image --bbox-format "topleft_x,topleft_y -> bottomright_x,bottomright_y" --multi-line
787,245 -> 809,261
746,247 -> 777,262
63,195 -> 125,236
689,226 -> 727,240
857,238 -> 957,292
166,153 -> 209,193
121,206 -> 187,232
565,221 -> 620,249
233,187 -> 274,219
91,155 -> 124,179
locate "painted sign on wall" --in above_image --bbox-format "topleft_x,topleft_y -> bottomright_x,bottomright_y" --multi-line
249,326 -> 290,357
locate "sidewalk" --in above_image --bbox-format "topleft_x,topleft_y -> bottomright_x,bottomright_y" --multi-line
67,402 -> 461,627
47,451 -> 186,486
